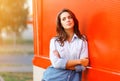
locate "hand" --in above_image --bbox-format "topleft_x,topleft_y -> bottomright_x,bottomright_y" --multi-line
80,58 -> 89,67
53,50 -> 61,58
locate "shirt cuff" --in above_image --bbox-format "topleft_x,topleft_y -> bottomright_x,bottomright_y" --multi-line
59,58 -> 67,69
75,65 -> 86,72
52,58 -> 67,69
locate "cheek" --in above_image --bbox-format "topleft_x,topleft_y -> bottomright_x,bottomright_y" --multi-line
71,19 -> 74,24
72,20 -> 75,26
61,21 -> 66,27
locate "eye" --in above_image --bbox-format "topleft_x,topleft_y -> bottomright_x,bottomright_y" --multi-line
62,17 -> 66,21
68,16 -> 72,19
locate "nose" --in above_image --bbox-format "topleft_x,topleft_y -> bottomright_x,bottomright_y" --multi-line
66,18 -> 70,22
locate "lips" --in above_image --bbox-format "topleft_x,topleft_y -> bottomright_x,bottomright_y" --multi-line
66,23 -> 71,26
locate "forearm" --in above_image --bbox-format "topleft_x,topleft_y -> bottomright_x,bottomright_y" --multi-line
66,59 -> 81,70
52,50 -> 89,69
80,58 -> 89,66
66,58 -> 89,70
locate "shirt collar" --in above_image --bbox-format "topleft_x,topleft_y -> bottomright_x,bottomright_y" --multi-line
71,34 -> 78,42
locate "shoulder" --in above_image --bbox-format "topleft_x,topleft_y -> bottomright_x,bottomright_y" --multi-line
50,37 -> 57,40
50,37 -> 57,43
79,35 -> 88,45
79,34 -> 87,42
82,38 -> 88,48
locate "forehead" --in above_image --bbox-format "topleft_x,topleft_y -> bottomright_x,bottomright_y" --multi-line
60,12 -> 71,18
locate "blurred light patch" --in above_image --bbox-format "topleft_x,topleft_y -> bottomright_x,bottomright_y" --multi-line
1,30 -> 7,39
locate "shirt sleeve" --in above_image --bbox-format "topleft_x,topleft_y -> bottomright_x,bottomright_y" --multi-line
75,40 -> 88,72
80,40 -> 88,59
75,65 -> 86,72
49,38 -> 67,69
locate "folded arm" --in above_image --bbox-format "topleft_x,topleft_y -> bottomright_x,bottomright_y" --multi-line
53,50 -> 89,70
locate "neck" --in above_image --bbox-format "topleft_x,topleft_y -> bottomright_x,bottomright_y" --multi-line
65,29 -> 74,42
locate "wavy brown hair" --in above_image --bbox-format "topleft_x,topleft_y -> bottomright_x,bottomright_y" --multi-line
56,9 -> 86,46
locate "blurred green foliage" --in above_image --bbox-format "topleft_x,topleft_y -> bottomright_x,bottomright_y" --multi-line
0,72 -> 33,81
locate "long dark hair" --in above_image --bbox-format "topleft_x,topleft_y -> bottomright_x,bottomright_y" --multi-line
56,8 -> 86,46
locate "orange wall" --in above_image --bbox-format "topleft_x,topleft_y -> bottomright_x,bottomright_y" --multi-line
32,0 -> 120,81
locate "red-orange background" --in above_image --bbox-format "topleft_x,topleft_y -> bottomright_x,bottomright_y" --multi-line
33,0 -> 120,81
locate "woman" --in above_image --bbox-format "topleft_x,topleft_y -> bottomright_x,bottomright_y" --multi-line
42,9 -> 89,81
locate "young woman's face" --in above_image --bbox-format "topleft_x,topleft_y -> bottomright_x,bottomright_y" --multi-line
60,12 -> 74,30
